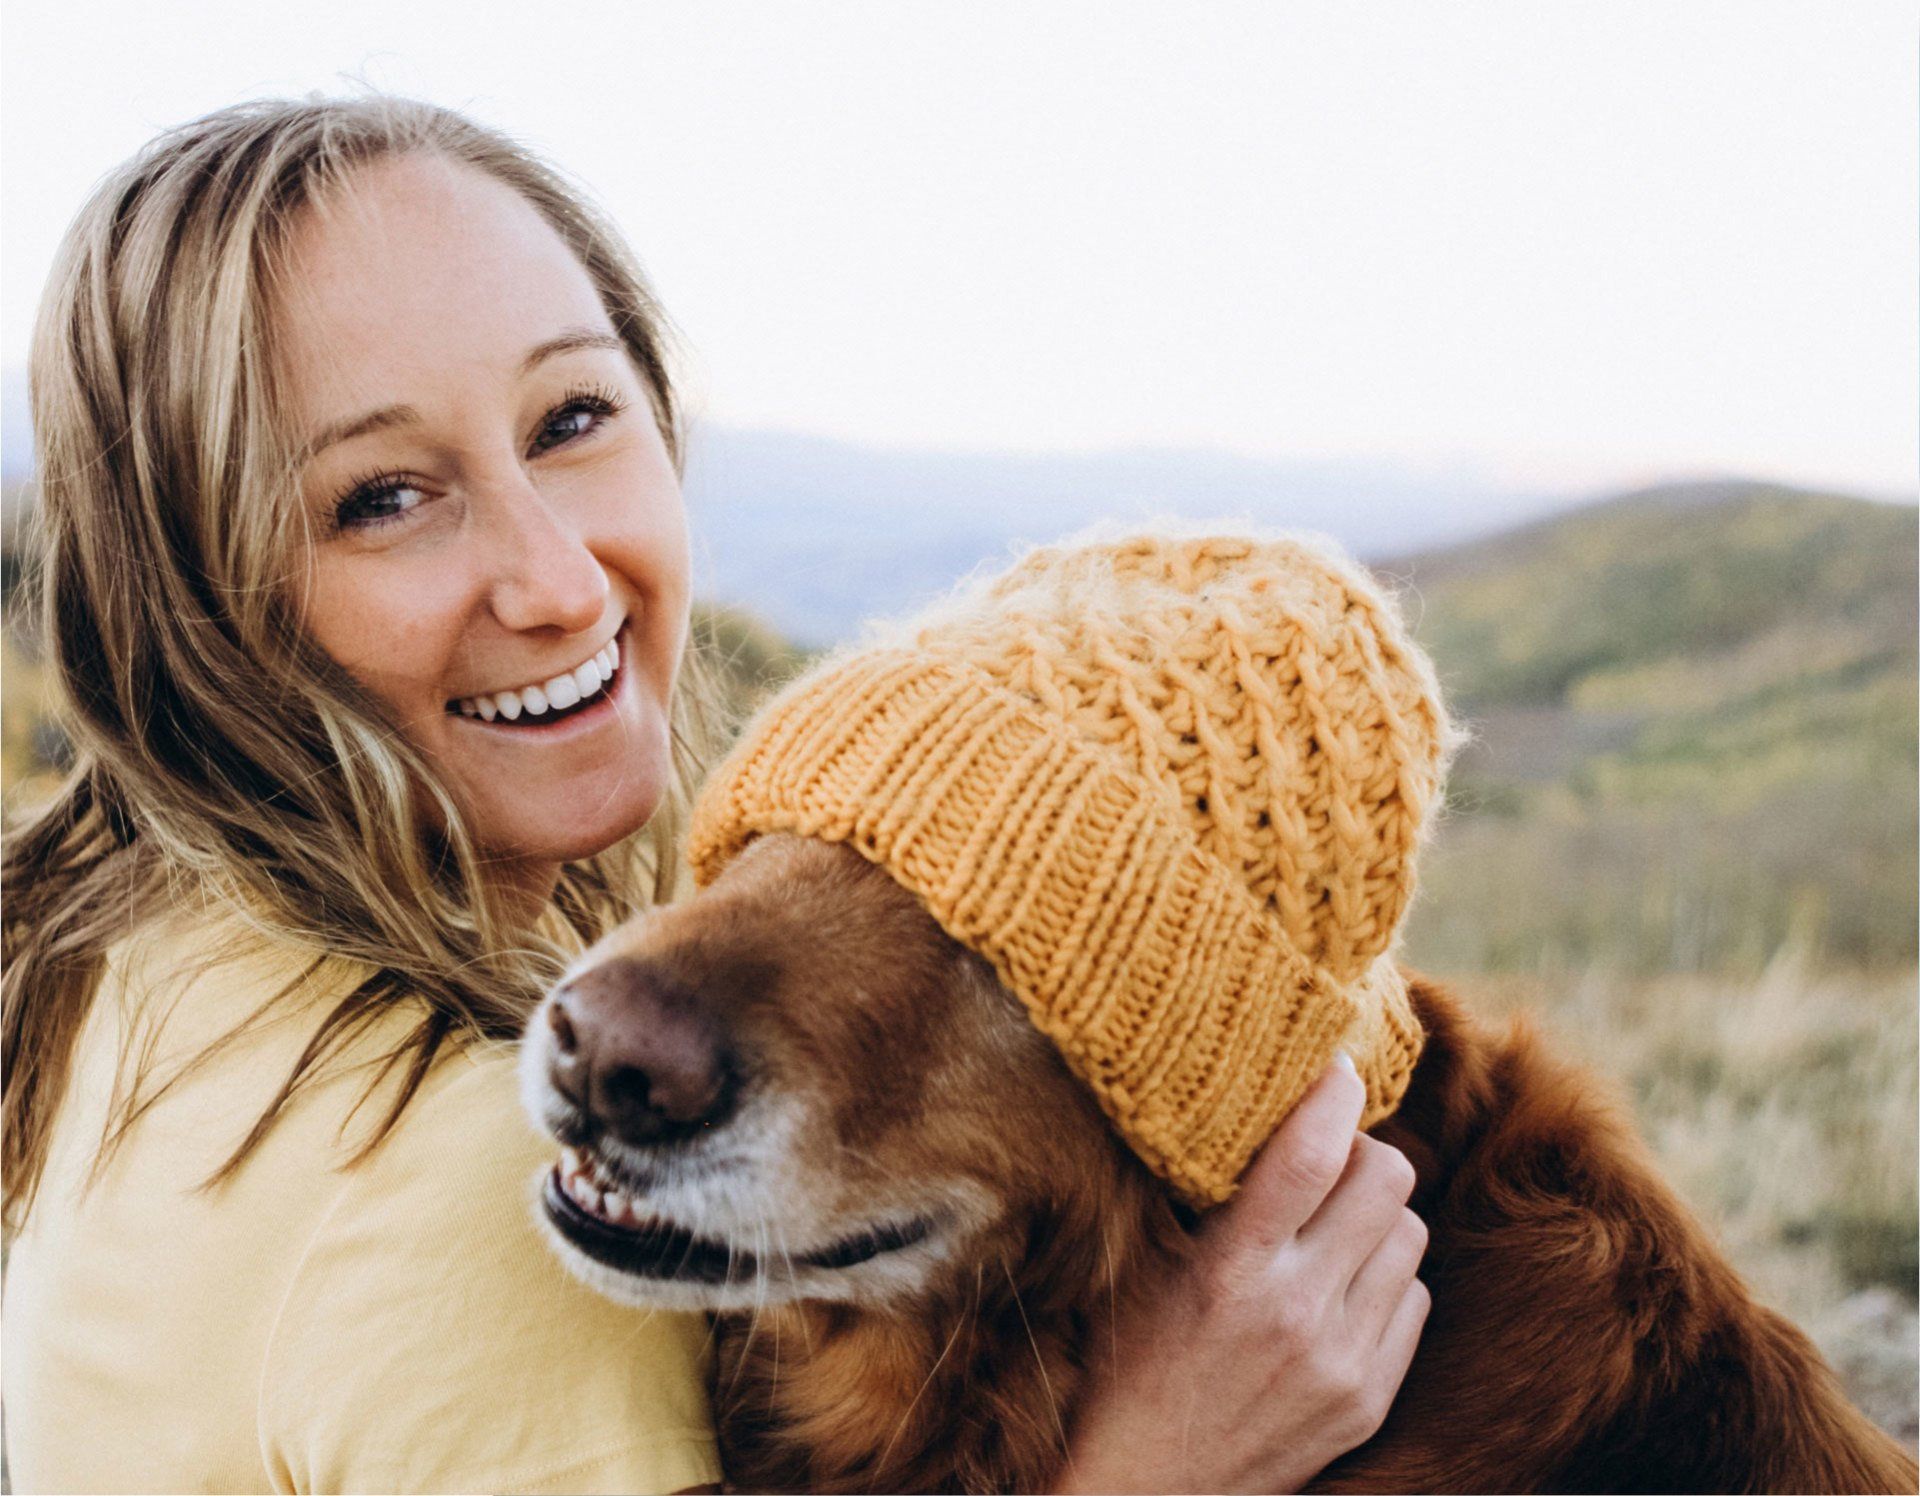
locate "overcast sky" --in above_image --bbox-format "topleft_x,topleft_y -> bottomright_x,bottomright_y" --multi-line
2,0 -> 1915,498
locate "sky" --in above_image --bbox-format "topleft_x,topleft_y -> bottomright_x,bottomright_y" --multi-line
2,0 -> 1915,499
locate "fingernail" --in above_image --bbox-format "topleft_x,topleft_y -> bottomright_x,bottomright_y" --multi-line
1334,1050 -> 1358,1077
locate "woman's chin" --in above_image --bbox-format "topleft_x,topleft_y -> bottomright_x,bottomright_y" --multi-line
466,754 -> 670,871
498,792 -> 665,869
453,699 -> 674,869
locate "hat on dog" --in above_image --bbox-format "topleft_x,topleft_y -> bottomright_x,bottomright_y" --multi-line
688,526 -> 1461,1206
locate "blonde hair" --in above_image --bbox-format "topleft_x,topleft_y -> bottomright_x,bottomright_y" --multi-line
2,94 -> 726,1233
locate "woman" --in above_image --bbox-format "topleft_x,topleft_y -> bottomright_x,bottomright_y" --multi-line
2,95 -> 1430,1493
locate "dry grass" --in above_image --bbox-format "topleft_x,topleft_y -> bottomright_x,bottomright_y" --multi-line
1448,954 -> 1919,1446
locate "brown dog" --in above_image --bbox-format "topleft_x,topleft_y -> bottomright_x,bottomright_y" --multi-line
519,832 -> 1918,1493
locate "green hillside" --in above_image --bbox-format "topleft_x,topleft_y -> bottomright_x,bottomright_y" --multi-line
690,600 -> 817,730
1389,482 -> 1919,973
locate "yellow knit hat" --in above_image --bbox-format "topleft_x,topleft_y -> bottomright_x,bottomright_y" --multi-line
688,528 -> 1460,1206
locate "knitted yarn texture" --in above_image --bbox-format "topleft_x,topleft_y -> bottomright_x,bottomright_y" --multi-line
688,530 -> 1460,1205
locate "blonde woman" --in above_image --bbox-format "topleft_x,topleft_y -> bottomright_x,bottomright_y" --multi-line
2,96 -> 1430,1494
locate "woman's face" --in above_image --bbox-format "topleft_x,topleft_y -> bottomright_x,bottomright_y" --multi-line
279,152 -> 689,889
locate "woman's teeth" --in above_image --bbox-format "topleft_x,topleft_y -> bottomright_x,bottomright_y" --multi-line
454,636 -> 619,723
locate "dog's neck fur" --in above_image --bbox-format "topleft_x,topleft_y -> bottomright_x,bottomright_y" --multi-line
705,979 -> 1918,1495
711,1169 -> 1185,1494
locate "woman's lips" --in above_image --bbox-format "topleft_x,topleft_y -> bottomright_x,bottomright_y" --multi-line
450,629 -> 630,741
449,630 -> 623,722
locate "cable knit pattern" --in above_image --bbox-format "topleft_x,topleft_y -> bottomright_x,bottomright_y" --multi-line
688,530 -> 1460,1205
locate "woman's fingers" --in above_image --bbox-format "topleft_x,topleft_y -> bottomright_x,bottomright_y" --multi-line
1056,1054 -> 1435,1493
1293,1132 -> 1418,1289
1200,1052 -> 1367,1264
1343,1201 -> 1429,1333
1377,1275 -> 1432,1385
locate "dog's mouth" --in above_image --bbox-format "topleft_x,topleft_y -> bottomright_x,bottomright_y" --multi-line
541,1149 -> 935,1285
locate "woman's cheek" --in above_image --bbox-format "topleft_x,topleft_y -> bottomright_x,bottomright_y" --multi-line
301,548 -> 474,734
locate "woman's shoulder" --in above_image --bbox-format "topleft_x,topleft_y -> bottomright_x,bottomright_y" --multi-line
104,890 -> 588,1055
100,893 -> 561,1127
156,893 -> 726,1495
258,1039 -> 722,1493
19,896 -> 718,1493
108,891 -> 639,1282
100,894 -> 385,1068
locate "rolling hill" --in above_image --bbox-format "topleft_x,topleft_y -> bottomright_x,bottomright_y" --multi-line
1385,481 -> 1918,973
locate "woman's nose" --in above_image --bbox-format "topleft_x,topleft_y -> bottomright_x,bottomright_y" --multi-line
477,471 -> 610,635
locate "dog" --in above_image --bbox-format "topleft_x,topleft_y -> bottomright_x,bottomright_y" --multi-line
519,830 -> 1918,1493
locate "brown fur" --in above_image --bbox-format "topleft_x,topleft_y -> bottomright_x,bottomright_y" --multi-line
566,834 -> 1917,1494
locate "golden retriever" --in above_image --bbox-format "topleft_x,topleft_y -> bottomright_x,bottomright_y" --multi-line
519,832 -> 1918,1494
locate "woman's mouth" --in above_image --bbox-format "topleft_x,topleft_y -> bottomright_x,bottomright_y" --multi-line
447,633 -> 622,731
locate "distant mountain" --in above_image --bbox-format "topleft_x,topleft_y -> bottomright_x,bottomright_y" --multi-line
2,365 -> 1619,643
681,427 -> 1582,645
1,368 -> 29,482
1387,481 -> 1919,972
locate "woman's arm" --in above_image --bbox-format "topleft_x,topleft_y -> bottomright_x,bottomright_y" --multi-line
1054,1055 -> 1429,1494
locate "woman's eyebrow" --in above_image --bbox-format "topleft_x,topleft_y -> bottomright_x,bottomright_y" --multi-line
297,327 -> 628,463
519,327 -> 625,375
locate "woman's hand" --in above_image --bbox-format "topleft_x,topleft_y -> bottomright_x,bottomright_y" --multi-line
1054,1054 -> 1430,1494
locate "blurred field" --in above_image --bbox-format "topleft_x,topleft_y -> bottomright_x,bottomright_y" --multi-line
1453,957 -> 1918,1446
1387,483 -> 1920,1443
1392,482 -> 1918,975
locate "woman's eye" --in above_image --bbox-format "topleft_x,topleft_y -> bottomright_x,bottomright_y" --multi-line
333,477 -> 425,533
530,391 -> 623,456
327,388 -> 625,535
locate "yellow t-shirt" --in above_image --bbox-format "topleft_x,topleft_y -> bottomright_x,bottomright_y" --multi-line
2,900 -> 722,1495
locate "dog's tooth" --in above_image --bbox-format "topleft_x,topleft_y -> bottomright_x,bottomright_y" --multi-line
496,690 -> 523,721
521,684 -> 550,716
476,695 -> 498,722
560,1146 -> 582,1175
596,643 -> 615,677
574,657 -> 603,696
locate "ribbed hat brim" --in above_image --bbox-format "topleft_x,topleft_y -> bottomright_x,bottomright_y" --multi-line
689,648 -> 1420,1205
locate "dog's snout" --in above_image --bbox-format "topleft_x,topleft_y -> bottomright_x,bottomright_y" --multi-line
546,1000 -> 579,1055
546,957 -> 739,1147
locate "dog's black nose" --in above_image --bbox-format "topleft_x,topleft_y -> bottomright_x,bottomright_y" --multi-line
545,957 -> 738,1147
